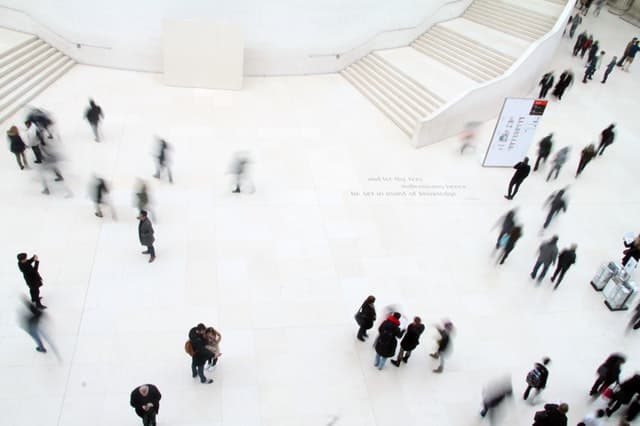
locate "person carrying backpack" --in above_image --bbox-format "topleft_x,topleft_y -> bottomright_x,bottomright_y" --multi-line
524,357 -> 551,402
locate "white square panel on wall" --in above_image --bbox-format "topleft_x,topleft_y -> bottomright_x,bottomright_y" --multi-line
163,20 -> 244,90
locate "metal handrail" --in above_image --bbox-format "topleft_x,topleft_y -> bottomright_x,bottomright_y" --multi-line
0,4 -> 111,50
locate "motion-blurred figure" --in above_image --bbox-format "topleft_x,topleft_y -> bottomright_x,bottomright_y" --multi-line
590,353 -> 626,396
597,124 -> 616,156
606,374 -> 640,416
543,189 -> 568,229
355,295 -> 376,342
534,133 -> 553,171
550,244 -> 577,289
552,70 -> 574,100
628,301 -> 640,331
24,120 -> 43,163
601,56 -> 617,84
546,146 -> 570,181
19,297 -> 52,353
498,225 -> 523,265
230,152 -> 251,193
480,376 -> 513,423
38,138 -> 70,196
91,175 -> 116,219
26,107 -> 54,140
622,234 -> 640,267
494,208 -> 518,250
6,125 -> 28,170
523,357 -> 551,403
430,320 -> 454,373
17,252 -> 46,309
538,72 -> 554,98
137,210 -> 156,263
153,138 -> 172,183
576,143 -> 596,177
530,235 -> 559,283
134,179 -> 154,221
577,409 -> 605,426
85,99 -> 104,142
130,384 -> 162,426
460,121 -> 480,154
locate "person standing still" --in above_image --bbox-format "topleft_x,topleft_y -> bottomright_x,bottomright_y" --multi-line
531,236 -> 559,283
617,37 -> 638,67
374,312 -> 403,370
534,134 -> 553,171
576,144 -> 597,177
504,157 -> 531,200
7,125 -> 28,170
85,99 -> 103,142
597,124 -> 616,156
524,357 -> 551,403
391,316 -> 425,367
17,253 -> 46,309
138,210 -> 155,263
550,244 -> 577,289
130,384 -> 161,426
355,295 -> 376,341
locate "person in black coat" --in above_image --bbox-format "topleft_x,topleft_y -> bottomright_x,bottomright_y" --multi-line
534,133 -> 553,171
499,225 -> 522,265
533,403 -> 569,426
130,384 -> 162,426
391,316 -> 425,367
7,125 -> 28,170
495,208 -> 517,250
552,70 -> 574,100
607,374 -> 640,416
480,377 -> 513,420
374,312 -> 403,370
524,357 -> 551,402
550,244 -> 577,289
355,295 -> 376,341
543,189 -> 568,229
17,252 -> 46,309
597,123 -> 616,156
538,72 -> 554,98
188,323 -> 214,383
576,144 -> 596,177
138,210 -> 155,263
85,99 -> 104,142
504,157 -> 531,200
590,353 -> 626,396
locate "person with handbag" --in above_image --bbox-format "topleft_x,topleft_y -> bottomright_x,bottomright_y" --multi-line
355,295 -> 376,342
590,353 -> 626,396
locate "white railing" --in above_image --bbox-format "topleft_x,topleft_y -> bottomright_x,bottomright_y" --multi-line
412,0 -> 575,148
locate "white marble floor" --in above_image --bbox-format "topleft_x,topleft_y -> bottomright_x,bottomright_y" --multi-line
1,6 -> 640,426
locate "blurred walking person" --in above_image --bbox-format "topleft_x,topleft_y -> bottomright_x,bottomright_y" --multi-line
494,208 -> 517,250
19,297 -> 57,355
92,176 -> 116,219
7,125 -> 28,170
533,403 -> 569,426
480,377 -> 513,422
24,120 -> 43,163
230,152 -> 252,194
26,107 -> 54,140
355,295 -> 376,342
606,374 -> 640,416
498,225 -> 522,265
17,252 -> 46,309
137,210 -> 156,263
576,144 -> 597,177
543,189 -> 568,229
546,147 -> 570,181
601,57 -> 617,83
552,70 -> 574,100
153,138 -> 173,183
550,244 -> 577,289
374,312 -> 403,370
530,236 -> 559,283
523,357 -> 550,403
534,133 -> 553,171
590,353 -> 626,396
85,99 -> 103,142
569,12 -> 583,38
391,316 -> 425,367
621,40 -> 640,71
504,157 -> 530,200
430,320 -> 454,373
38,138 -> 69,196
130,384 -> 162,426
628,301 -> 640,331
460,121 -> 480,154
134,179 -> 154,221
538,72 -> 554,98
597,124 -> 616,156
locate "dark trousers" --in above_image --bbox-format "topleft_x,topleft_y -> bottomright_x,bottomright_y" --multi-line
590,377 -> 614,395
523,385 -> 540,400
31,146 -> 42,162
499,245 -> 515,264
531,260 -> 551,281
543,207 -> 561,228
154,163 -> 173,183
357,325 -> 369,339
534,154 -> 549,171
145,245 -> 155,258
28,285 -> 41,304
191,358 -> 207,382
506,178 -> 523,199
551,264 -> 570,288
546,165 -> 562,181
90,122 -> 100,142
597,142 -> 610,155
618,56 -> 628,66
395,348 -> 412,363
136,408 -> 157,426
14,152 -> 27,169
602,69 -> 613,83
539,85 -> 551,98
576,158 -> 591,176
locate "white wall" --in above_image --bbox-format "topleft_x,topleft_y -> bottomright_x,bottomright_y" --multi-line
0,0 -> 470,75
412,1 -> 575,148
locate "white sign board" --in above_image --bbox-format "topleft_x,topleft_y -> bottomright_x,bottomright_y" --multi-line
482,98 -> 548,167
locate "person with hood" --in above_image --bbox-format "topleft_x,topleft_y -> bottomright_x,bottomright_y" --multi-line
546,147 -> 570,181
355,295 -> 376,341
597,124 -> 616,156
391,316 -> 425,367
543,189 -> 568,229
85,99 -> 104,142
531,236 -> 559,283
552,70 -> 574,100
606,374 -> 640,416
430,320 -> 454,373
576,144 -> 597,177
374,312 -> 403,370
499,225 -> 523,265
534,133 -> 554,171
538,72 -> 554,98
130,384 -> 162,426
504,157 -> 531,200
590,353 -> 626,396
524,357 -> 551,402
550,244 -> 577,289
7,125 -> 27,170
494,208 -> 517,250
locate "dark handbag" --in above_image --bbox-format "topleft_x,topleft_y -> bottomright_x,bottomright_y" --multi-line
354,310 -> 364,325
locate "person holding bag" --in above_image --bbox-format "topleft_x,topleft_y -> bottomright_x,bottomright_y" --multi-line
355,295 -> 376,342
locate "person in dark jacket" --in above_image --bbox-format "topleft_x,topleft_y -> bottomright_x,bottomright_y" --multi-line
17,252 -> 46,309
153,138 -> 172,183
590,353 -> 626,396
7,125 -> 28,170
504,157 -> 531,200
587,41 -> 600,64
622,40 -> 640,71
531,236 -> 559,283
550,244 -> 577,289
85,99 -> 104,142
374,312 -> 403,370
576,144 -> 596,177
188,323 -> 214,383
524,357 -> 551,402
495,208 -> 517,250
543,189 -> 568,229
430,320 -> 454,373
552,70 -> 574,100
534,134 -> 553,171
391,316 -> 425,367
499,225 -> 522,265
138,210 -> 155,263
580,36 -> 593,59
601,56 -> 617,83
533,403 -> 569,426
623,235 -> 640,267
130,384 -> 162,426
538,72 -> 554,98
618,37 -> 638,66
606,374 -> 640,416
355,295 -> 376,341
573,31 -> 587,56
597,124 -> 616,156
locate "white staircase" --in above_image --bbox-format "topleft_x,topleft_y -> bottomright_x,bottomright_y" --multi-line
411,25 -> 515,83
463,0 -> 558,41
341,53 -> 444,136
0,35 -> 75,124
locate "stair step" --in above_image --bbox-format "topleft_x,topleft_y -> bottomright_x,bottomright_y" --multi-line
429,25 -> 515,66
464,10 -> 541,41
479,0 -> 557,24
0,38 -> 44,68
0,58 -> 75,125
0,44 -> 55,79
0,35 -> 39,61
412,41 -> 489,83
0,53 -> 66,100
467,3 -> 552,33
0,48 -> 58,90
